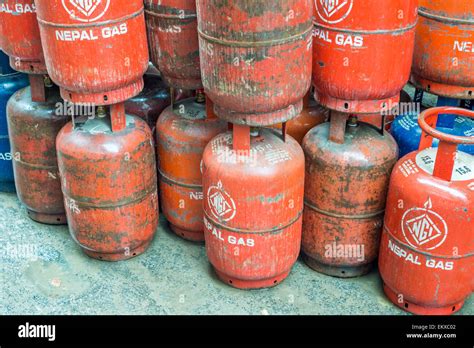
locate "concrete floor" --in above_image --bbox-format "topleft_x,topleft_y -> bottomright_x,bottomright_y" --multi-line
1,192 -> 472,315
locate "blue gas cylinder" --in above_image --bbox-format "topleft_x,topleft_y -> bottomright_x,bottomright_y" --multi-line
391,93 -> 474,157
0,51 -> 29,192
392,111 -> 474,158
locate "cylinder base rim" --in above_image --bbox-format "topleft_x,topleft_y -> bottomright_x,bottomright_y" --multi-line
214,268 -> 291,290
81,238 -> 153,262
410,74 -> 474,100
170,223 -> 204,242
60,78 -> 145,106
314,91 -> 400,114
27,209 -> 67,225
214,99 -> 303,127
383,283 -> 465,315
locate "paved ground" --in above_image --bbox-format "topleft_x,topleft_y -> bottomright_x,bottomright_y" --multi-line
0,192 -> 472,315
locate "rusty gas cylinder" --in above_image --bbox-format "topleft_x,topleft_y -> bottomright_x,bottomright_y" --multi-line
274,92 -> 329,144
379,107 -> 474,315
302,113 -> 399,277
156,92 -> 227,241
145,0 -> 202,90
313,1 -> 417,114
197,0 -> 313,126
35,0 -> 149,105
202,126 -> 305,289
57,105 -> 158,261
0,0 -> 47,74
412,1 -> 474,99
7,76 -> 68,224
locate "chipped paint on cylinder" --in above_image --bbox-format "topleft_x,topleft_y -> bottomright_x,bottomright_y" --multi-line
302,116 -> 399,277
145,0 -> 202,90
156,96 -> 227,242
411,0 -> 474,99
35,0 -> 149,105
312,0 -> 418,113
0,0 -> 47,74
57,115 -> 158,261
202,128 -> 305,289
197,0 -> 313,126
7,84 -> 68,224
379,107 -> 474,315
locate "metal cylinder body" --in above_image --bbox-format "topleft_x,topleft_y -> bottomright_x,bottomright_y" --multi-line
380,150 -> 473,315
0,0 -> 47,73
35,0 -> 149,105
7,85 -> 68,223
57,115 -> 158,261
156,98 -> 227,241
197,0 -> 313,126
392,113 -> 474,157
202,128 -> 305,289
312,1 -> 417,113
145,0 -> 202,89
411,0 -> 474,99
302,119 -> 399,277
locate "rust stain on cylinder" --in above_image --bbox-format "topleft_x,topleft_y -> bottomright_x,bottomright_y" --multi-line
197,0 -> 313,126
7,84 -> 68,224
411,0 -> 474,99
302,117 -> 399,278
145,0 -> 202,90
57,115 -> 158,261
156,96 -> 227,242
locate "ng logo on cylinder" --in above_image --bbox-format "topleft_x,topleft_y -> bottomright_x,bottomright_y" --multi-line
62,0 -> 110,23
315,0 -> 353,24
401,198 -> 448,251
207,181 -> 236,222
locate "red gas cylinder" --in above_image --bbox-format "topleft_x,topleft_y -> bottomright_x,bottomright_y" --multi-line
379,107 -> 474,315
56,106 -> 158,261
7,76 -> 68,224
302,113 -> 399,277
145,0 -> 202,90
156,92 -> 227,241
312,1 -> 417,114
197,0 -> 313,126
274,92 -> 329,144
202,126 -> 305,289
0,0 -> 47,74
411,1 -> 474,99
35,0 -> 149,105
